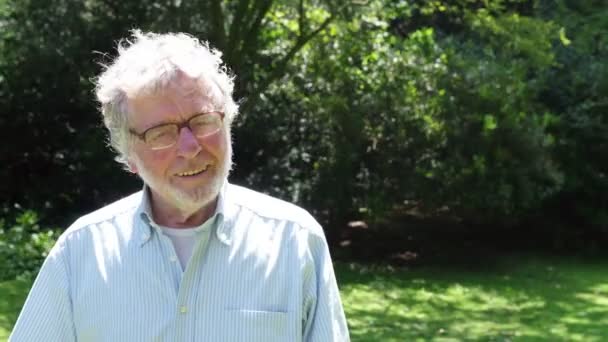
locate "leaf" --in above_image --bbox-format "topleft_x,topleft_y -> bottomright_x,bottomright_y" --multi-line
559,27 -> 571,46
483,114 -> 498,131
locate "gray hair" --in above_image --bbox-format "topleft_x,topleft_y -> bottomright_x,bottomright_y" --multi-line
94,30 -> 239,168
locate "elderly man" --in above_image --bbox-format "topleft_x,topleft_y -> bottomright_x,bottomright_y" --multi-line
10,31 -> 349,341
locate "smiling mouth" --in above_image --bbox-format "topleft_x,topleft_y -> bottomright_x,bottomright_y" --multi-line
176,165 -> 209,177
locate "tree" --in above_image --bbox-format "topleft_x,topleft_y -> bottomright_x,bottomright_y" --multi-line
1,0 -> 606,248
0,0 -> 360,226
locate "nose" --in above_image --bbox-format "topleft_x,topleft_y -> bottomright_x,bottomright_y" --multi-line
175,127 -> 202,158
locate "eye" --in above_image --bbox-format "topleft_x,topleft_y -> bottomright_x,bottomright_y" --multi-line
145,125 -> 175,142
190,113 -> 222,136
191,114 -> 215,127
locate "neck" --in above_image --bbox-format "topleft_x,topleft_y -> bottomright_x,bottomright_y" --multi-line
149,192 -> 217,228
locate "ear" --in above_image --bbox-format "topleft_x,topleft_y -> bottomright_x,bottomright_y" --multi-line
127,159 -> 139,174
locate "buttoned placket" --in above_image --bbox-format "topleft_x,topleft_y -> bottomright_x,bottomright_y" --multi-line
141,216 -> 211,342
136,186 -> 231,341
156,230 -> 183,294
153,215 -> 222,342
175,226 -> 212,342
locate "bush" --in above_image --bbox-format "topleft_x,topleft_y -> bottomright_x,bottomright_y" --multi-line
0,210 -> 59,281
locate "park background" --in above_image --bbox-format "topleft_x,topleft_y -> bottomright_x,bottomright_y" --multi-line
0,0 -> 607,340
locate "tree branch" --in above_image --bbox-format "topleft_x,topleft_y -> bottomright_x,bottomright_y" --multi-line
240,11 -> 337,116
209,0 -> 227,50
298,0 -> 306,37
262,12 -> 335,92
242,0 -> 274,52
229,0 -> 274,84
227,0 -> 253,56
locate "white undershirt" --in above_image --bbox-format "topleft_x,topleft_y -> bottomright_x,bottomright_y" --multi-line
160,225 -> 207,270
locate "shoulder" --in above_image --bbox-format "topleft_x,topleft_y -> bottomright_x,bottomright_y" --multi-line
61,191 -> 142,238
226,184 -> 323,235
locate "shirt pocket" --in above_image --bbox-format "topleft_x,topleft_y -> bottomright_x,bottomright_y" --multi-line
223,309 -> 290,342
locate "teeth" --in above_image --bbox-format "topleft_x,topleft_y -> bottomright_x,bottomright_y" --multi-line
177,166 -> 208,177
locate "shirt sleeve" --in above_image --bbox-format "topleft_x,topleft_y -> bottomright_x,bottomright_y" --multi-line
302,227 -> 350,342
9,240 -> 76,342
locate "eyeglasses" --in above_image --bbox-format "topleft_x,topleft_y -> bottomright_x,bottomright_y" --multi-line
129,111 -> 224,150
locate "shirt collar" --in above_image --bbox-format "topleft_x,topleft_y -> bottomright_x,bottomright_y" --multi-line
135,182 -> 234,246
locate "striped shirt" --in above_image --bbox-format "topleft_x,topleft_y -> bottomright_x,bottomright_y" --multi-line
10,183 -> 349,341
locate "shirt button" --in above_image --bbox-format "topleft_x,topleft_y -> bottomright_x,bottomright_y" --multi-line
179,306 -> 188,314
170,255 -> 178,262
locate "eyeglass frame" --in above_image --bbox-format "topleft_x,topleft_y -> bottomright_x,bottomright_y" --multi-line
128,111 -> 225,150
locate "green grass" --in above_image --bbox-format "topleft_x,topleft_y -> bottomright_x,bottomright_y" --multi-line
1,255 -> 607,341
337,254 -> 608,341
0,277 -> 31,341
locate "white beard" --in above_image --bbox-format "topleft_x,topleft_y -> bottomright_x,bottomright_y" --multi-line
134,142 -> 233,215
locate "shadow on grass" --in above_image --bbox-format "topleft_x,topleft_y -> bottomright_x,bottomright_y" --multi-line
0,277 -> 30,340
336,254 -> 608,342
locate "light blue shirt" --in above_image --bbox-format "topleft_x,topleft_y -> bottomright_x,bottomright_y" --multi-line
10,183 -> 349,341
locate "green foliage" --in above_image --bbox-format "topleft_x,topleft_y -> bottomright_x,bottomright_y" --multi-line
427,19 -> 563,222
537,0 -> 608,231
249,0 -> 569,227
0,0 -> 350,227
0,211 -> 59,281
1,0 -> 606,241
0,0 -> 140,225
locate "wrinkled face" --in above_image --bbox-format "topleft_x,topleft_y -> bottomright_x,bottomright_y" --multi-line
126,79 -> 231,214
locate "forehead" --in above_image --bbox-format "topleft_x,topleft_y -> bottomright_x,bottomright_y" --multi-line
127,77 -> 222,127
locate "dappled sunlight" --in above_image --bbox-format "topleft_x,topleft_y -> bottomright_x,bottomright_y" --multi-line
589,283 -> 608,294
444,321 -> 523,339
337,255 -> 608,341
575,292 -> 608,306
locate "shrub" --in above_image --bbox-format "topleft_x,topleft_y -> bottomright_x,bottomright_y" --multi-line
0,210 -> 59,281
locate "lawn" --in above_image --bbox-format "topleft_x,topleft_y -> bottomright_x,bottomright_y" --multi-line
1,254 -> 607,341
338,254 -> 608,341
0,277 -> 31,341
